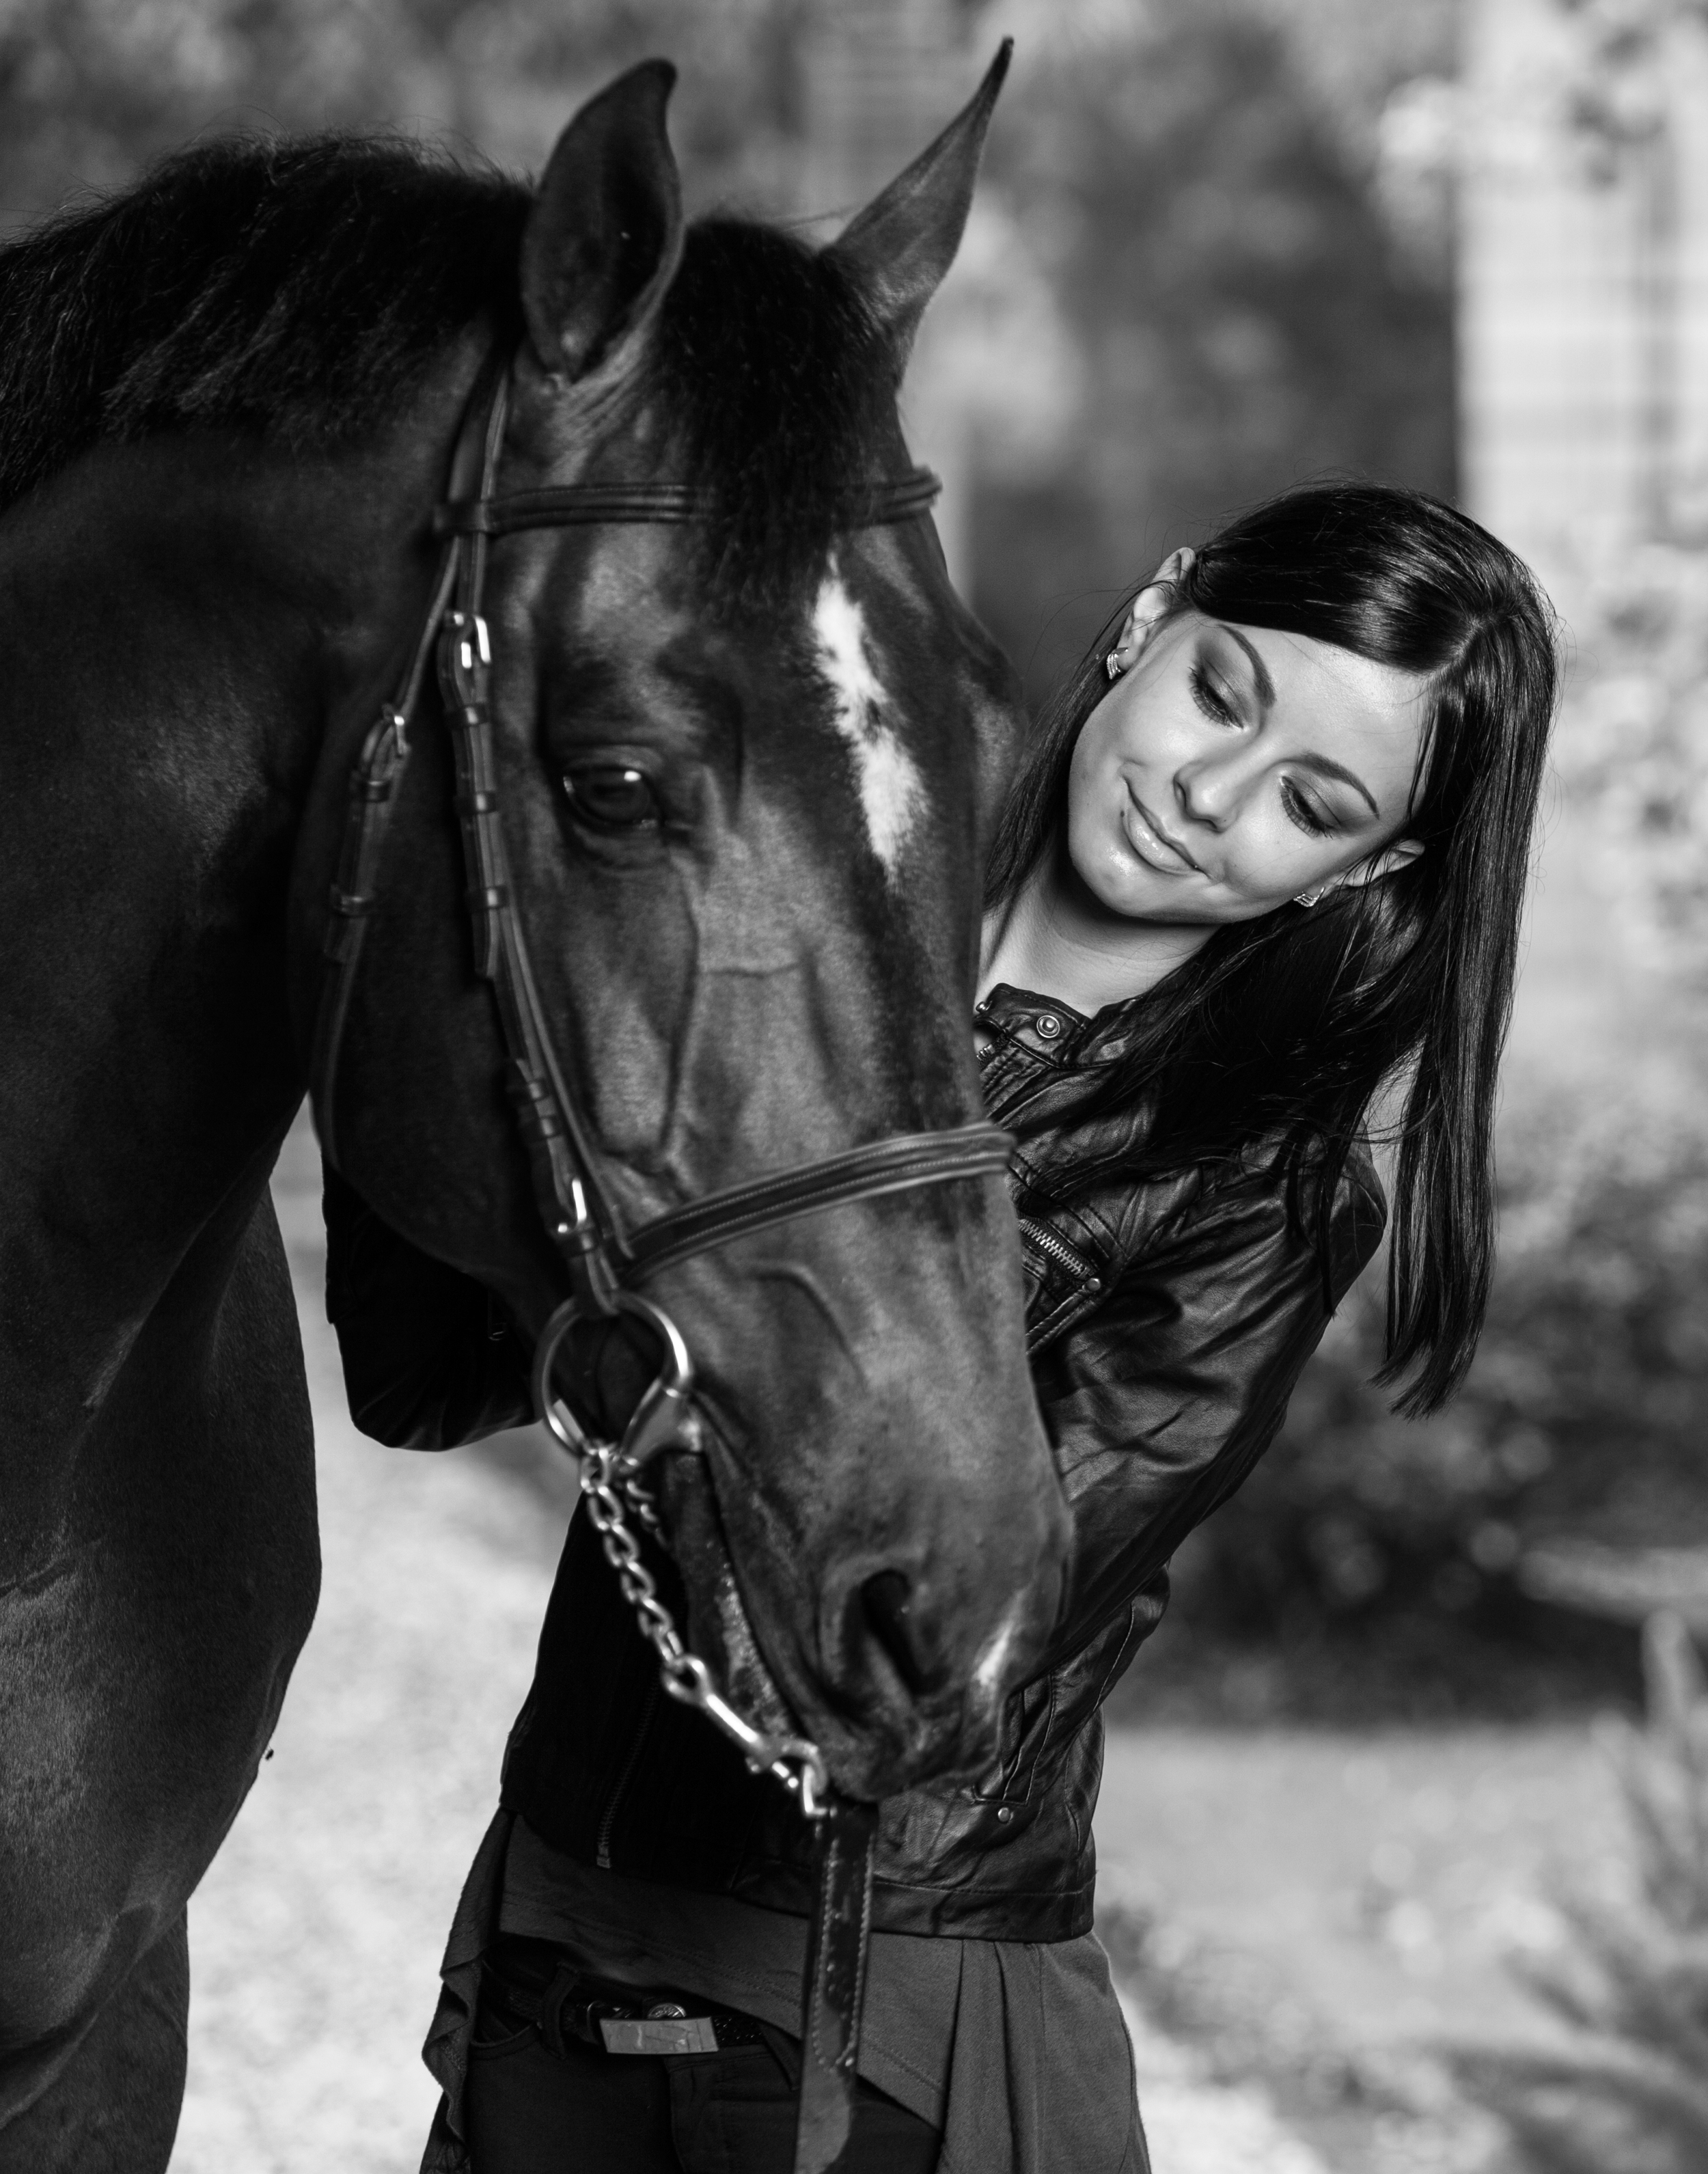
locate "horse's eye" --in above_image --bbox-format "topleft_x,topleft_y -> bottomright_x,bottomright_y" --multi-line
562,763 -> 661,833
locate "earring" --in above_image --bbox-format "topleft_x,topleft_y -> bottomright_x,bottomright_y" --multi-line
1294,885 -> 1328,908
1105,649 -> 1125,680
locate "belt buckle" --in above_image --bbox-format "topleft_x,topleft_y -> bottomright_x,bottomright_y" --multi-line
598,2009 -> 720,2055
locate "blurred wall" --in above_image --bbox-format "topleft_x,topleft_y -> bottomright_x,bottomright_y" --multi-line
1453,0 -> 1708,1099
795,1 -> 981,586
966,0 -> 1460,705
1462,0 -> 1708,578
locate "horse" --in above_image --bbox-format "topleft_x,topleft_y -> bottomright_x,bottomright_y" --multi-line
0,47 -> 1072,2172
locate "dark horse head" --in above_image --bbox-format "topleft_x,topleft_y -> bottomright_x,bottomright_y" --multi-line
281,58 -> 1070,1796
0,51 -> 1069,2153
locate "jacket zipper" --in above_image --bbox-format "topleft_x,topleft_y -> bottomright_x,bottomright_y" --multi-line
595,1672 -> 661,1869
1019,1215 -> 1103,1291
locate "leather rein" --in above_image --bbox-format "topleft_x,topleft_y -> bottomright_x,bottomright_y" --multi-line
307,349 -> 1014,2173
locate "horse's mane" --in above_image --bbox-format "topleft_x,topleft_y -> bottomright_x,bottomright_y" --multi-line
0,133 -> 891,605
0,138 -> 530,510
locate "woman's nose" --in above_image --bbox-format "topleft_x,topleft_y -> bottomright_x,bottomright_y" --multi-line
1174,757 -> 1243,830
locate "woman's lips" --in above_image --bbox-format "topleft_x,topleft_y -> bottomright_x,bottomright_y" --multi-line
1121,789 -> 1200,876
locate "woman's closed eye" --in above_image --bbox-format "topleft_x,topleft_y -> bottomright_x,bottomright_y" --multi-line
1189,661 -> 1241,728
1281,779 -> 1334,838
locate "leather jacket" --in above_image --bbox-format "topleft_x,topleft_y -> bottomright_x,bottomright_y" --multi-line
325,981 -> 1385,1942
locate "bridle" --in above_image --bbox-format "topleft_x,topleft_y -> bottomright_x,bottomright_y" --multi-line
306,346 -> 1015,2172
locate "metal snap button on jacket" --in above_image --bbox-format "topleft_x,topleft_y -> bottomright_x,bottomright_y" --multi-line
1034,1013 -> 1063,1040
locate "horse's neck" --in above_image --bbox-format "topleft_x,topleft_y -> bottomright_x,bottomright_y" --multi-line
0,355 -> 475,1450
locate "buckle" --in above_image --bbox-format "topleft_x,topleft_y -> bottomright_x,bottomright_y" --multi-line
519,1958 -> 760,2059
538,1972 -> 714,2057
598,2013 -> 720,2055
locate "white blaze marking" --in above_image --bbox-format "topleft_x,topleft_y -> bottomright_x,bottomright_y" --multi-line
811,568 -> 922,875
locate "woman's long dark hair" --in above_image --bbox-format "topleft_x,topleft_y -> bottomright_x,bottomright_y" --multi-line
986,482 -> 1558,1416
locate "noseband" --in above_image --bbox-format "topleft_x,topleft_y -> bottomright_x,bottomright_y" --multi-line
309,349 -> 1012,1773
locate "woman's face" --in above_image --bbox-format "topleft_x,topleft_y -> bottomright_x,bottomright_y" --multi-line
1067,608 -> 1430,926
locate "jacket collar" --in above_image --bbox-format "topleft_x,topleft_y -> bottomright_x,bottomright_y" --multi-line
975,980 -> 1161,1069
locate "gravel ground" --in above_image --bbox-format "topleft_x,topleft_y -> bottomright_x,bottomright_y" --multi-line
1094,1721 -> 1625,2171
169,1125 -> 1328,2173
1097,1725 -> 1619,2060
171,1145 -> 572,2173
1119,1998 -> 1332,2174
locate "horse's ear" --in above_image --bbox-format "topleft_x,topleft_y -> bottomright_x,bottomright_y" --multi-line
826,40 -> 1013,370
521,59 -> 685,383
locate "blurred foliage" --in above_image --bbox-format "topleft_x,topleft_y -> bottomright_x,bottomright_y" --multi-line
1172,1087 -> 1708,1652
0,0 -> 447,206
1554,542 -> 1708,977
0,0 -> 1459,703
1552,0 -> 1708,178
0,1 -> 823,219
1455,1613 -> 1708,2173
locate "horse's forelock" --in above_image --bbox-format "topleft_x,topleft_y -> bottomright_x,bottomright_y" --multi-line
0,143 -> 907,612
638,219 -> 897,615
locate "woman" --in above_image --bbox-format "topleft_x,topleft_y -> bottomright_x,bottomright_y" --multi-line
328,480 -> 1556,2174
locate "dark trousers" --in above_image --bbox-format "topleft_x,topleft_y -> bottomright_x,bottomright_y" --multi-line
464,1962 -> 941,2173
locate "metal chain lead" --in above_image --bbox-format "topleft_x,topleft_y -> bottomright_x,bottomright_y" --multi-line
577,1440 -> 829,1818
621,1470 -> 665,1540
532,1293 -> 831,1817
578,1448 -> 690,1675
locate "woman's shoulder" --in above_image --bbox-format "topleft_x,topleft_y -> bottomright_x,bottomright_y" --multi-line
1015,1129 -> 1386,1360
1178,1123 -> 1386,1233
1018,1120 -> 1386,1291
1178,1127 -> 1388,1299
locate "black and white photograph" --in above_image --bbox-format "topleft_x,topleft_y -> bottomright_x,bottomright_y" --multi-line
3,3 -> 1705,2172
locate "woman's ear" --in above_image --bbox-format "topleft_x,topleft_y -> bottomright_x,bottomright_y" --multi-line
1340,837 -> 1424,890
1109,547 -> 1196,673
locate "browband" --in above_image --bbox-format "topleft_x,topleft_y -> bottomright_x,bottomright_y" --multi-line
435,469 -> 943,540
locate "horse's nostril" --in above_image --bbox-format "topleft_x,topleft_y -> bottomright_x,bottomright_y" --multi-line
860,1570 -> 935,1699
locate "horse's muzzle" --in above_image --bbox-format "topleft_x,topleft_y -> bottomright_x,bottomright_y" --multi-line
807,1539 -> 1066,1798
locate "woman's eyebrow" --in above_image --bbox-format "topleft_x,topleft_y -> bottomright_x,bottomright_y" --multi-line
1296,752 -> 1380,818
1217,626 -> 1276,707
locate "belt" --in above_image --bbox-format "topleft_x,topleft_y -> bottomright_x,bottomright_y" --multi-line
486,1953 -> 769,2059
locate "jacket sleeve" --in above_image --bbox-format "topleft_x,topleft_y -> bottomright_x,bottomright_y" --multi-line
1030,1161 -> 1386,1673
322,1166 -> 536,1450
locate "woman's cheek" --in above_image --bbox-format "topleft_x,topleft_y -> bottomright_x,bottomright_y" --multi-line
1070,801 -> 1136,909
1239,842 -> 1317,918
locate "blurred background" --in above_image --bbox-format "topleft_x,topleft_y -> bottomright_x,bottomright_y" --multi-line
10,2 -> 1708,2170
